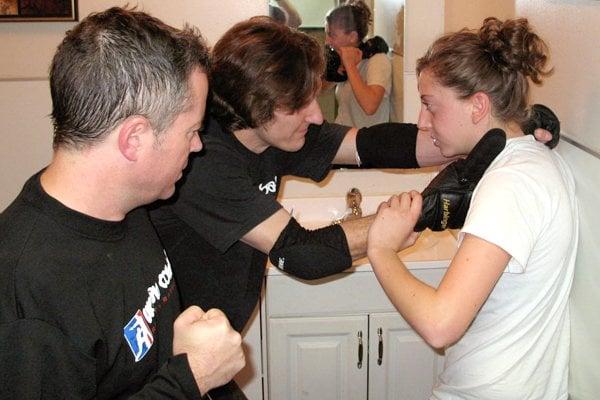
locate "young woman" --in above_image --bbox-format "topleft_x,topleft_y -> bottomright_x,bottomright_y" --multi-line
367,17 -> 578,399
325,0 -> 392,127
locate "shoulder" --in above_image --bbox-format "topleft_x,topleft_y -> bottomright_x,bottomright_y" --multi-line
367,53 -> 392,71
369,53 -> 391,63
484,136 -> 569,191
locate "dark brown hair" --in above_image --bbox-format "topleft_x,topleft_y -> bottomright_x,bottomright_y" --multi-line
326,0 -> 372,42
416,17 -> 552,125
210,16 -> 323,132
50,6 -> 209,149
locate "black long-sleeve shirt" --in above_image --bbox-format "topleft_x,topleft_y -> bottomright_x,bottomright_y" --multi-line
0,173 -> 201,399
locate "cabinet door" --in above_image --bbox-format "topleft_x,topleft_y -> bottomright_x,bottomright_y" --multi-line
368,312 -> 444,400
268,315 -> 368,400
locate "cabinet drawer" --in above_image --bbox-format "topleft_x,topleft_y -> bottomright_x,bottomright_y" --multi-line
266,267 -> 446,317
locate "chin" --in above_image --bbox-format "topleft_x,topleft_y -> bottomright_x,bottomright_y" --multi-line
158,186 -> 176,201
281,139 -> 306,153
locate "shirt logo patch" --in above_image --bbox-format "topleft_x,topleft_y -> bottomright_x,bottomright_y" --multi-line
259,176 -> 278,195
124,310 -> 154,362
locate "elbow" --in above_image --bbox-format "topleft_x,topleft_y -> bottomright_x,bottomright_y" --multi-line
418,318 -> 465,349
363,105 -> 378,115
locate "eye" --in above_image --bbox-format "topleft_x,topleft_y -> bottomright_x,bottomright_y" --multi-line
421,100 -> 433,112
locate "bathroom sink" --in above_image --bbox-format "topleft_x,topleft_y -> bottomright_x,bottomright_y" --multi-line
278,168 -> 459,265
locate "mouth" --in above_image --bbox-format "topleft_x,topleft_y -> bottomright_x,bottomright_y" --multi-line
431,136 -> 439,146
298,127 -> 309,137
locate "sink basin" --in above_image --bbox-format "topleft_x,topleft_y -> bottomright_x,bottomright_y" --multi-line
276,168 -> 459,266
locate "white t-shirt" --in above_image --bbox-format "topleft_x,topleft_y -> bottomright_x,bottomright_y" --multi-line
432,135 -> 579,400
334,52 -> 392,128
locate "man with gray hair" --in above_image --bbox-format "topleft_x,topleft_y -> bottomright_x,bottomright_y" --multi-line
0,7 -> 244,399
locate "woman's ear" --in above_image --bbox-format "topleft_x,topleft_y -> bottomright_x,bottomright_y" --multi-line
350,30 -> 360,46
470,92 -> 492,125
117,116 -> 152,162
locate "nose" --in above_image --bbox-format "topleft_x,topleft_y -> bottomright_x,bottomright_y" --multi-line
304,99 -> 324,125
190,132 -> 203,153
417,106 -> 431,132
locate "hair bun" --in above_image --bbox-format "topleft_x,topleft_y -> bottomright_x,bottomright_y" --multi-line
479,17 -> 551,83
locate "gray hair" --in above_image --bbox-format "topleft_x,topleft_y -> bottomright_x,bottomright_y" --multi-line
50,6 -> 209,149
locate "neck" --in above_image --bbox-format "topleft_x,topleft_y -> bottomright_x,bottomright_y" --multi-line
41,149 -> 132,221
233,128 -> 269,154
480,117 -> 524,141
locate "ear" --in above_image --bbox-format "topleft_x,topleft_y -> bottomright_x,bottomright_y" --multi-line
349,30 -> 360,46
470,92 -> 492,125
117,116 -> 152,162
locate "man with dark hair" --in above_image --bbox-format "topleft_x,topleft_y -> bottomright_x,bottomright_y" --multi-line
149,16 -> 559,336
0,7 -> 244,399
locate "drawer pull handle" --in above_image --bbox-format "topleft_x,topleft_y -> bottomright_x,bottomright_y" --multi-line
377,327 -> 383,365
357,330 -> 363,369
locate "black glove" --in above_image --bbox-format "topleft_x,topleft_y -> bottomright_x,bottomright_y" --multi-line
414,129 -> 507,232
324,36 -> 389,82
359,35 -> 389,58
325,45 -> 347,82
522,103 -> 560,149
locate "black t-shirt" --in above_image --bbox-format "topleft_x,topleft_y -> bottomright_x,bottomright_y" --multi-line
0,173 -> 200,399
150,118 -> 348,331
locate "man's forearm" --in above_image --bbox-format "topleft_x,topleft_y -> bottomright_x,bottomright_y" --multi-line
340,214 -> 375,259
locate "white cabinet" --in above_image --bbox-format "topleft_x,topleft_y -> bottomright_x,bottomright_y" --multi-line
268,315 -> 368,400
263,264 -> 449,400
368,312 -> 444,400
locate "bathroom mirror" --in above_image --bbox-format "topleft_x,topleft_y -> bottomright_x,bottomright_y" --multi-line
269,0 -> 405,122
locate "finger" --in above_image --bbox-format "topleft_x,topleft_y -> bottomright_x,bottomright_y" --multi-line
176,305 -> 206,326
377,200 -> 389,213
387,194 -> 399,207
398,192 -> 412,209
409,191 -> 423,213
533,128 -> 552,143
203,308 -> 227,320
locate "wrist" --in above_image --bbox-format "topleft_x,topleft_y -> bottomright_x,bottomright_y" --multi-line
367,245 -> 398,261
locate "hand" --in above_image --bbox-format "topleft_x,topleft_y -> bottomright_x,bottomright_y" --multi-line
173,306 -> 245,395
368,191 -> 422,254
522,103 -> 560,148
338,46 -> 363,70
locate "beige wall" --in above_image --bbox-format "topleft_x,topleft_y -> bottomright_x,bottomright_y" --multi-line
444,0 -> 514,32
0,0 -> 266,211
515,2 -> 600,399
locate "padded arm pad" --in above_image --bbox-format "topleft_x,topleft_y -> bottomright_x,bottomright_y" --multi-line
269,218 -> 352,280
414,129 -> 507,231
356,123 -> 419,168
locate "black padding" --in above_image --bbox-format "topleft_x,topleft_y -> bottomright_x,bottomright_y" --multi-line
360,36 -> 389,59
356,123 -> 419,168
325,45 -> 347,82
414,129 -> 507,232
269,218 -> 352,280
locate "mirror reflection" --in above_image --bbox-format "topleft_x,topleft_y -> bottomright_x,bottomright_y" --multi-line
269,0 -> 404,124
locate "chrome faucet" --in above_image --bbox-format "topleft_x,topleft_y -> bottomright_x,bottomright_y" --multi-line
332,188 -> 363,224
346,187 -> 362,219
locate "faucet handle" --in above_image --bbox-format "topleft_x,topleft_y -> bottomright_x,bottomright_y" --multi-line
346,188 -> 362,218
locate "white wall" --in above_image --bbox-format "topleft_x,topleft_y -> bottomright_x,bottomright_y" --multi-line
514,2 -> 600,399
373,0 -> 404,50
403,0 -> 445,122
0,0 -> 266,212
